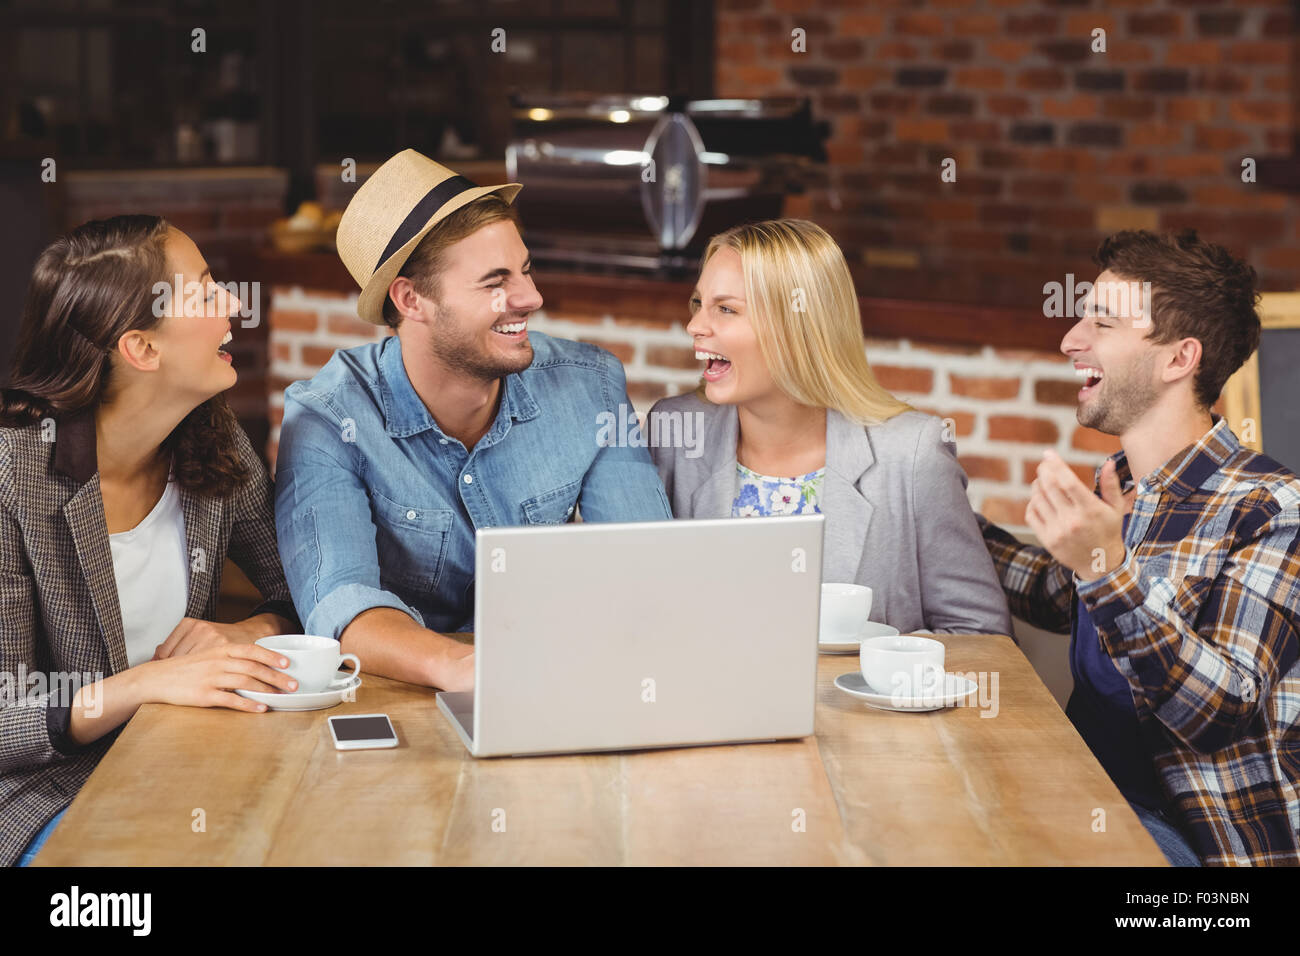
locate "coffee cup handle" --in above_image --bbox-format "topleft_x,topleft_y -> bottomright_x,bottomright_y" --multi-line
330,654 -> 361,687
923,662 -> 946,699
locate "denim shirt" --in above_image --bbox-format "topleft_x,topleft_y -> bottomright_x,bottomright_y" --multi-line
274,331 -> 672,638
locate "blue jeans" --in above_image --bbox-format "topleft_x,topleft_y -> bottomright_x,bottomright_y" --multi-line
1130,801 -> 1201,867
17,808 -> 67,867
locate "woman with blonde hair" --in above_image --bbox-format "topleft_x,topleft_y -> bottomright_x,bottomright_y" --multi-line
648,219 -> 1010,635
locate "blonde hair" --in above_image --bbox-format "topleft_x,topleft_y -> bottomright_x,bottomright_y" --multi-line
693,219 -> 910,426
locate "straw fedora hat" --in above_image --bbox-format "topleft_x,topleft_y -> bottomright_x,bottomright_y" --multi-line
337,149 -> 522,325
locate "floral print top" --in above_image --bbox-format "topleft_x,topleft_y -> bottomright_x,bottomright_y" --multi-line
732,463 -> 825,517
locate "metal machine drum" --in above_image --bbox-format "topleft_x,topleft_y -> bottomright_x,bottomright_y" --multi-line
507,94 -> 828,273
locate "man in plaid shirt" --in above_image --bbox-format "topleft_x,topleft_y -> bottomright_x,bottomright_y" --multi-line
979,230 -> 1300,866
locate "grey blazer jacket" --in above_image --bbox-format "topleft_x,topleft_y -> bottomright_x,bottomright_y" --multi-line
0,409 -> 298,866
647,393 -> 1012,637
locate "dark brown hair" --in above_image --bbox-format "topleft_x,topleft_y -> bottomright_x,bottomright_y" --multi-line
381,194 -> 520,328
1094,229 -> 1261,408
0,215 -> 251,496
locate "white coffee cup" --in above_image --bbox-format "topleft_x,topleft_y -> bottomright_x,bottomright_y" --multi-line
819,583 -> 873,642
256,634 -> 360,694
859,634 -> 946,699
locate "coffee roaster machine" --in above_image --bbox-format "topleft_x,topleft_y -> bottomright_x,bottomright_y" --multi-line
506,94 -> 829,275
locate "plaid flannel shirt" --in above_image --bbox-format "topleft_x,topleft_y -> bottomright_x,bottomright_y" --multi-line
980,417 -> 1300,866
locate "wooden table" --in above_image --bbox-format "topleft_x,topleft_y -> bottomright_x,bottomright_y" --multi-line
35,635 -> 1166,865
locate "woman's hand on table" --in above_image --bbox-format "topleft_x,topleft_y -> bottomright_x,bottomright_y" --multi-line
152,613 -> 294,660
68,624 -> 302,743
134,643 -> 300,712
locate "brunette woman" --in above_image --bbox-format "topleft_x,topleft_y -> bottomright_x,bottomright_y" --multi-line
0,215 -> 302,866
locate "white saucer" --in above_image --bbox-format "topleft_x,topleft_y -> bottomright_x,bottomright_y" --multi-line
833,671 -> 978,712
818,621 -> 899,654
235,670 -> 361,712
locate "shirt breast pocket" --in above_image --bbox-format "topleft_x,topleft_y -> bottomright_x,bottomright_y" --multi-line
370,491 -> 454,592
521,479 -> 582,525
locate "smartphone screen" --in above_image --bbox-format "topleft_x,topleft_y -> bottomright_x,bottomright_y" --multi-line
330,715 -> 396,742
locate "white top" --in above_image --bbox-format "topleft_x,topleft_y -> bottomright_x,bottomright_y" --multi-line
107,478 -> 189,668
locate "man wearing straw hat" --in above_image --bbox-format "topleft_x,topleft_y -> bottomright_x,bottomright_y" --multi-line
273,150 -> 671,691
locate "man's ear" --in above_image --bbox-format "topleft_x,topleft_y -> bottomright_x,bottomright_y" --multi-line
388,276 -> 428,325
116,329 -> 159,372
1162,336 -> 1202,386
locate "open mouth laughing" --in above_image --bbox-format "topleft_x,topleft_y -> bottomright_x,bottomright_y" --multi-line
697,349 -> 732,382
1075,363 -> 1103,400
490,319 -> 528,340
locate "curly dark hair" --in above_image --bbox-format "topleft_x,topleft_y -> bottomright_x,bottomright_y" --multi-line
0,215 -> 250,497
1094,229 -> 1262,409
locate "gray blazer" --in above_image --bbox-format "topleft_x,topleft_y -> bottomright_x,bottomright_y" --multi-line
0,408 -> 298,866
647,393 -> 1012,637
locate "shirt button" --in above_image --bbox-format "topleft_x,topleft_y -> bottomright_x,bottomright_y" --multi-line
463,474 -> 473,484
406,510 -> 417,520
566,506 -> 574,515
439,438 -> 448,445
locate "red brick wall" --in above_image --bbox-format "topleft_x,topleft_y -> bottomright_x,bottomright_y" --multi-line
716,0 -> 1298,308
63,169 -> 286,246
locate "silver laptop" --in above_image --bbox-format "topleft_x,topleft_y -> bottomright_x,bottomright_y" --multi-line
436,514 -> 825,757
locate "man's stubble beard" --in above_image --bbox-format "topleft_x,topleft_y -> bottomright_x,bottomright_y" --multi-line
429,300 -> 534,380
1076,350 -> 1161,435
